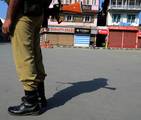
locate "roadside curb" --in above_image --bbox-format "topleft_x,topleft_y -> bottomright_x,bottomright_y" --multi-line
49,45 -> 141,50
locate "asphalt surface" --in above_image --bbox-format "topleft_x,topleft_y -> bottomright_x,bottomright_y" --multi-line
0,43 -> 141,120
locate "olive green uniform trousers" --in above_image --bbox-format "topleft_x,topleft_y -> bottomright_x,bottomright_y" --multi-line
11,15 -> 46,91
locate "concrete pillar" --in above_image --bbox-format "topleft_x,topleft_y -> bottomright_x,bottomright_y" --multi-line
116,0 -> 117,7
135,0 -> 136,7
122,0 -> 124,6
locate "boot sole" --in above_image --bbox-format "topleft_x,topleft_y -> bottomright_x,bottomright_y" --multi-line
8,110 -> 42,116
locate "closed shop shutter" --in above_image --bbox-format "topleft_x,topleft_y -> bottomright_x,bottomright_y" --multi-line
108,30 -> 122,48
46,34 -> 58,45
47,34 -> 73,46
137,37 -> 141,48
74,35 -> 90,47
123,31 -> 136,48
58,34 -> 73,46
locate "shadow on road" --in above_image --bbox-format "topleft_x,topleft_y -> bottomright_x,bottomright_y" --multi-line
42,78 -> 116,113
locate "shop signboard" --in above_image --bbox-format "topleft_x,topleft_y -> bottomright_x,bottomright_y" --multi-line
48,26 -> 75,33
97,26 -> 109,35
98,29 -> 109,35
75,28 -> 91,34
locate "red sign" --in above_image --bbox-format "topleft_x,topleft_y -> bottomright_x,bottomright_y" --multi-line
98,29 -> 109,35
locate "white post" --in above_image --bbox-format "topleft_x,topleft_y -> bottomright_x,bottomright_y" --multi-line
116,0 -> 117,7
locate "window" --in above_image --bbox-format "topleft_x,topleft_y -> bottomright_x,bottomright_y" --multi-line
127,15 -> 135,23
83,16 -> 91,22
117,0 -> 122,5
50,15 -> 57,22
93,0 -> 96,5
123,0 -> 127,6
82,0 -> 86,5
136,1 -> 141,6
112,14 -> 121,23
86,0 -> 90,5
112,0 -> 116,5
112,2 -> 116,5
66,0 -> 71,4
65,15 -> 74,22
75,0 -> 81,3
129,0 -> 134,5
82,0 -> 91,5
61,0 -> 64,4
50,16 -> 55,22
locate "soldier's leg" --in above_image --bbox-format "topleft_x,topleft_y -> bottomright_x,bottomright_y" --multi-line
34,25 -> 46,81
11,16 -> 40,91
33,16 -> 47,107
8,16 -> 41,115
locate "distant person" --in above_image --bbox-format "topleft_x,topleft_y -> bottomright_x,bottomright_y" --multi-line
0,19 -> 2,33
0,19 -> 3,41
0,19 -> 2,27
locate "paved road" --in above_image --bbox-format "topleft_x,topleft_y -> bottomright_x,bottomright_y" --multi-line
0,43 -> 141,120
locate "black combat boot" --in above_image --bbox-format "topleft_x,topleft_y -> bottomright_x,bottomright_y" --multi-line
8,91 -> 41,116
37,82 -> 47,108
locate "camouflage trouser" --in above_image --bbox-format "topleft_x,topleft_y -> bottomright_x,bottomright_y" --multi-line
11,16 -> 46,91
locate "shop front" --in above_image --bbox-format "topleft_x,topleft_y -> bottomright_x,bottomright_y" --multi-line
74,28 -> 91,47
90,27 -> 97,48
108,26 -> 139,48
40,26 -> 98,48
96,26 -> 109,47
138,31 -> 141,48
40,26 -> 74,46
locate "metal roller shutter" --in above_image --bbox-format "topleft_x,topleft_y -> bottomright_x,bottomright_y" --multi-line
108,30 -> 122,48
123,31 -> 137,48
74,35 -> 90,47
137,37 -> 141,48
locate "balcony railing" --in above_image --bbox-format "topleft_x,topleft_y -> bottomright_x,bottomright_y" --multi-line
109,5 -> 141,10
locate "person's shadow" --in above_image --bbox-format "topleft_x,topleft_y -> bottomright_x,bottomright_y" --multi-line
42,78 -> 116,112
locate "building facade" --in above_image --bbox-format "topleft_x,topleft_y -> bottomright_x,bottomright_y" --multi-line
49,0 -> 99,27
41,0 -> 99,47
107,0 -> 141,26
106,0 -> 141,48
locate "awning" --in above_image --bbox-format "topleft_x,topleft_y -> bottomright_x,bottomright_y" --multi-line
108,26 -> 138,31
